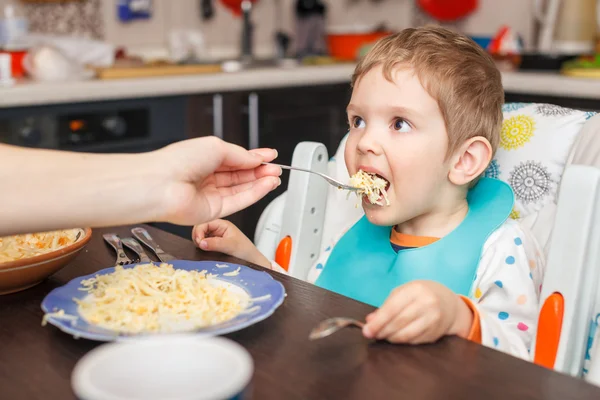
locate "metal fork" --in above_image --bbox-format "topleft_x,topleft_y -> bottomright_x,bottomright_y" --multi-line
262,162 -> 360,191
308,317 -> 365,340
121,237 -> 152,263
102,233 -> 134,266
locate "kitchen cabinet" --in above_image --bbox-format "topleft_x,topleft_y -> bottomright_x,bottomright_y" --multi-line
238,84 -> 351,241
151,92 -> 250,240
181,83 -> 352,241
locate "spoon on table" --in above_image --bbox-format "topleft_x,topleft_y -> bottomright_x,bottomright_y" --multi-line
262,162 -> 361,192
309,317 -> 365,340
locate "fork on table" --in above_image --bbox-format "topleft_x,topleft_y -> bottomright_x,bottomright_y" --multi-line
102,233 -> 135,266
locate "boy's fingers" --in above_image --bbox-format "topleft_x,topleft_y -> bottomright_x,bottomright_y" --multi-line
204,219 -> 231,237
192,224 -> 210,244
198,236 -> 235,254
193,220 -> 230,245
387,316 -> 431,344
363,287 -> 417,338
375,302 -> 422,340
364,305 -> 401,339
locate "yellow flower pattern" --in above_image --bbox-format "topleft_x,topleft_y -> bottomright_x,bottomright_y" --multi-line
500,115 -> 535,150
509,208 -> 521,220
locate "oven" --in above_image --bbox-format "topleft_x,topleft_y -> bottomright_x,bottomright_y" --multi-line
0,96 -> 188,153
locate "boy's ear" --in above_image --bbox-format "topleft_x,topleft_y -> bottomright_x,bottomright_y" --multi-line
448,137 -> 492,186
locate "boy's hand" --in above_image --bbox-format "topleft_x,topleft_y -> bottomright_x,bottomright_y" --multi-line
192,219 -> 272,269
362,280 -> 473,344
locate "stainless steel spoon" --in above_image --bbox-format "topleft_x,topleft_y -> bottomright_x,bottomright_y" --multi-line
262,162 -> 360,191
309,317 -> 365,340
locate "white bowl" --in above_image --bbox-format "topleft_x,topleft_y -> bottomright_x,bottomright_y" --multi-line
72,335 -> 253,400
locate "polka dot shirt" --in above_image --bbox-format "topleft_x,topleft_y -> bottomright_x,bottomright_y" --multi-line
296,219 -> 546,361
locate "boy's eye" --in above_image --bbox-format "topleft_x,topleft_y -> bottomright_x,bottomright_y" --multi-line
352,117 -> 366,129
393,118 -> 412,133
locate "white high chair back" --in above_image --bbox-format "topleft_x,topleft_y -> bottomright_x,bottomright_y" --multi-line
254,103 -> 600,385
254,136 -> 360,279
529,111 -> 600,385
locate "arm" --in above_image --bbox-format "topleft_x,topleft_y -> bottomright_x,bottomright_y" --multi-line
466,221 -> 544,359
0,137 -> 281,236
193,219 -> 272,269
193,218 -> 355,280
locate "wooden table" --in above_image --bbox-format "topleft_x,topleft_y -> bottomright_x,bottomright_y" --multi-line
2,225 -> 600,400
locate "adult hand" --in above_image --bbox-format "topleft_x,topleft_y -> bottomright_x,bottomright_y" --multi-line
157,136 -> 282,225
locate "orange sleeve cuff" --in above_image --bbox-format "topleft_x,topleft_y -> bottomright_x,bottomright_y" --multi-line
459,296 -> 482,344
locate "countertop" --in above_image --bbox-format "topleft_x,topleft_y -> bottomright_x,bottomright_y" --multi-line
2,64 -> 600,108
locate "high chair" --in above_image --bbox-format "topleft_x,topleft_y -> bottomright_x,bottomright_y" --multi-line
254,103 -> 600,385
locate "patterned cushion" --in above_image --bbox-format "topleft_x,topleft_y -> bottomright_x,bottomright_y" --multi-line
485,103 -> 596,220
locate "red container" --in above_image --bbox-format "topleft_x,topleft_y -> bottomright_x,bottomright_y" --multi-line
0,47 -> 28,78
327,31 -> 392,61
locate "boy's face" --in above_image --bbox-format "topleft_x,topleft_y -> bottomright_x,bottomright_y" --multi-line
345,65 -> 453,227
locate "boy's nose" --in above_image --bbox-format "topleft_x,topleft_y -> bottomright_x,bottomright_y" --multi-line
356,128 -> 383,155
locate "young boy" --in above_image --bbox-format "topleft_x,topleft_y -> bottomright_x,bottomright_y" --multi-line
192,26 -> 544,360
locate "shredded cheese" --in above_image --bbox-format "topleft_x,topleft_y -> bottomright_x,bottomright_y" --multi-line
250,294 -> 272,302
223,267 -> 241,277
74,263 -> 247,334
0,229 -> 80,263
241,306 -> 261,315
42,309 -> 78,327
349,169 -> 390,206
215,263 -> 229,268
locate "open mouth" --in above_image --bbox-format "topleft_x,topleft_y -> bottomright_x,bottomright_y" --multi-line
365,173 -> 391,206
374,173 -> 391,192
349,169 -> 391,206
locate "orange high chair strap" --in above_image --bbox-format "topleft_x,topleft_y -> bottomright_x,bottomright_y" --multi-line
275,236 -> 292,271
534,292 -> 565,369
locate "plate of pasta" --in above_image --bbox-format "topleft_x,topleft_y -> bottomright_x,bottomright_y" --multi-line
0,228 -> 92,295
41,260 -> 286,341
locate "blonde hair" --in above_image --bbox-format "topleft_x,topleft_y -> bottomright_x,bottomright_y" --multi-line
352,26 -> 504,158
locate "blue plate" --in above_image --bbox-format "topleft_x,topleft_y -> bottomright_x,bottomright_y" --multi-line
41,260 -> 286,341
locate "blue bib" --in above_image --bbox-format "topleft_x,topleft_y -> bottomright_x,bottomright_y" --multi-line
315,178 -> 514,307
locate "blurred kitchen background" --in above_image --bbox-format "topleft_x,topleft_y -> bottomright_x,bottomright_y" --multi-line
1,0 -> 598,240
